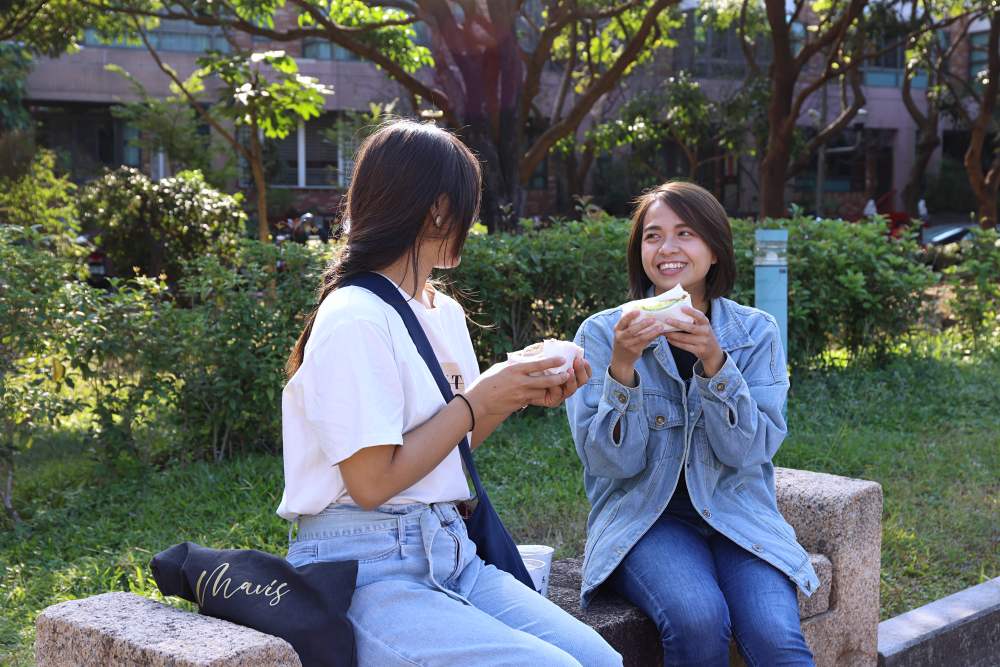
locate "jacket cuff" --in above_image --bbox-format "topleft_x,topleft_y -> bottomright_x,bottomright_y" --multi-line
694,352 -> 743,404
602,368 -> 643,415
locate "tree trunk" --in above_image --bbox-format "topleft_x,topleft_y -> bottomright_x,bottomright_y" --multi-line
965,13 -> 1000,230
976,188 -> 998,229
758,74 -> 796,218
902,120 -> 939,217
248,121 -> 269,242
758,1 -> 797,219
759,135 -> 792,219
682,143 -> 699,181
1,455 -> 20,524
864,133 -> 879,203
463,115 -> 522,233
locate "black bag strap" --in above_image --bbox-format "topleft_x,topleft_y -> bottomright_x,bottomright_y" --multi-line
339,272 -> 487,498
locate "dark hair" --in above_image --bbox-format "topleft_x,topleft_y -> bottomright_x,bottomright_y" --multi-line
626,181 -> 736,301
285,120 -> 482,377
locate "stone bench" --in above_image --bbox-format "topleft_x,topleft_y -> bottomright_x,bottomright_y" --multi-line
35,467 -> 881,667
547,468 -> 883,667
36,591 -> 302,666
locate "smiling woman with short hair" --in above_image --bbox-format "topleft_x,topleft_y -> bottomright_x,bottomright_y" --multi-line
567,181 -> 819,667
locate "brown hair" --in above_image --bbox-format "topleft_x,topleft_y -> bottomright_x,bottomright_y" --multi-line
285,120 -> 482,377
626,181 -> 736,301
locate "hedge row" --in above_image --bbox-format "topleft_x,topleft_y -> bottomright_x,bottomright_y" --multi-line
4,165 -> 998,474
453,215 -> 938,366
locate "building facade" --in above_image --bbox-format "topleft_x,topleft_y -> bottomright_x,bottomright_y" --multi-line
22,7 -> 984,223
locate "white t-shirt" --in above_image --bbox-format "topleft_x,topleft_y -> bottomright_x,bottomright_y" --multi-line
276,280 -> 477,520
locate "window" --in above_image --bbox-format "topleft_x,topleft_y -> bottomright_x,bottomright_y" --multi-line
863,35 -> 927,88
123,125 -> 141,167
302,39 -> 361,61
305,114 -> 340,186
34,104 -> 143,181
244,113 -> 357,188
675,12 -> 771,79
271,131 -> 299,186
969,31 -> 989,82
335,123 -> 359,188
83,19 -> 229,52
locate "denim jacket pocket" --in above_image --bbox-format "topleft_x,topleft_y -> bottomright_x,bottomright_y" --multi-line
644,392 -> 684,431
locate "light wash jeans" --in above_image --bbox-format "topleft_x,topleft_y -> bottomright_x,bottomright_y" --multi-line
287,502 -> 622,667
609,493 -> 815,667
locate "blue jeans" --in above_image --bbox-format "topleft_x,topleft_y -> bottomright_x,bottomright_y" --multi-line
609,495 -> 815,667
287,502 -> 622,666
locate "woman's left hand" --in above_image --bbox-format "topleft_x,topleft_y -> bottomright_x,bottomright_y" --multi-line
528,355 -> 592,408
664,306 -> 726,377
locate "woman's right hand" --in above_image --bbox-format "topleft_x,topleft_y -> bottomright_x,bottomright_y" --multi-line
609,310 -> 664,386
464,356 -> 571,419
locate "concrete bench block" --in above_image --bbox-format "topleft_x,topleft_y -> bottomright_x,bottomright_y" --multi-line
877,576 -> 1000,667
775,468 -> 883,667
35,591 -> 301,667
550,467 -> 883,667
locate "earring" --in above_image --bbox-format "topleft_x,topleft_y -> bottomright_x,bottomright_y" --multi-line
434,215 -> 443,227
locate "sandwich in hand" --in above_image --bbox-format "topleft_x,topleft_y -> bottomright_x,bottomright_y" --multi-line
507,339 -> 584,376
620,284 -> 695,332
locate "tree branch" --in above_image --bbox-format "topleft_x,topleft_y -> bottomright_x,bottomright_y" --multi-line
737,0 -> 760,78
787,64 -> 866,178
793,0 -> 865,72
131,19 -> 251,165
520,0 -> 676,182
0,0 -> 48,42
550,19 -> 577,123
521,1 -> 574,123
289,0 -> 456,125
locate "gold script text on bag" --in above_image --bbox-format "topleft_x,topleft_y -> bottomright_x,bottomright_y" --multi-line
194,562 -> 290,608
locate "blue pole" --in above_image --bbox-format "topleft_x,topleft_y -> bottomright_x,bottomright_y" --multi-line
754,229 -> 789,358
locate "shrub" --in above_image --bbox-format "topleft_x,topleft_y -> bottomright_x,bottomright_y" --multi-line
732,217 -> 937,364
0,225 -> 80,521
450,217 -> 630,363
944,228 -> 1000,344
56,276 -> 176,469
453,215 -> 936,366
38,239 -> 329,466
0,149 -> 76,235
78,168 -> 245,284
165,239 -> 328,460
3,213 -> 943,473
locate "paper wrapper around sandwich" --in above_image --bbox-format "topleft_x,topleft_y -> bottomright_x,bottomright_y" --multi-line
620,284 -> 696,332
507,339 -> 584,376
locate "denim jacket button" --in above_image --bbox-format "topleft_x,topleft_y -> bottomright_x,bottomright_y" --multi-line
715,381 -> 727,392
701,509 -> 712,519
655,415 -> 665,427
617,392 -> 626,404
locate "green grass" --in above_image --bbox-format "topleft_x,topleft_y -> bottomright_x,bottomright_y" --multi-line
2,339 -> 998,664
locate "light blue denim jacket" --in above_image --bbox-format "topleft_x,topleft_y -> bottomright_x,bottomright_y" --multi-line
566,297 -> 820,609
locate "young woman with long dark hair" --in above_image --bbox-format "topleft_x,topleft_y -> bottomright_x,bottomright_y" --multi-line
278,120 -> 622,666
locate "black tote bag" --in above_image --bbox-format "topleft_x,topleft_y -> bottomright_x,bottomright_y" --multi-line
341,272 -> 536,592
150,541 -> 357,667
